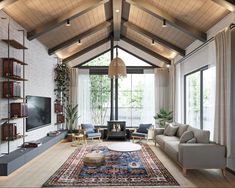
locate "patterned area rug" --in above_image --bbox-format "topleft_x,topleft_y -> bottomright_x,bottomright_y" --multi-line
43,143 -> 179,187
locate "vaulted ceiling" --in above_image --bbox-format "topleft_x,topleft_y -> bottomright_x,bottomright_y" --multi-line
1,0 -> 233,67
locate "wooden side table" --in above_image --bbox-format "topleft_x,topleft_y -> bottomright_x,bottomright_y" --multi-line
71,133 -> 86,147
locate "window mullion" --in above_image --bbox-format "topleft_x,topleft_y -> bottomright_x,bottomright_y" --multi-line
200,70 -> 203,130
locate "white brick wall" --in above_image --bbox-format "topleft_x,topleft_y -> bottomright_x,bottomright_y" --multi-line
0,11 -> 57,154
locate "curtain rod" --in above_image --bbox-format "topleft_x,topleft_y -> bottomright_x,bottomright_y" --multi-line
175,23 -> 235,65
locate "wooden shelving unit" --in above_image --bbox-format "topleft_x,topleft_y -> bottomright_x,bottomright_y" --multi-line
1,24 -> 28,155
3,75 -> 28,81
2,58 -> 28,65
54,102 -> 65,129
1,116 -> 28,121
2,39 -> 27,49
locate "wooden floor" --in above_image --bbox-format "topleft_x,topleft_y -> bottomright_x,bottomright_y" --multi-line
0,140 -> 235,188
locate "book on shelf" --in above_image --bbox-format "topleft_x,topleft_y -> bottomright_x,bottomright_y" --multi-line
3,81 -> 21,98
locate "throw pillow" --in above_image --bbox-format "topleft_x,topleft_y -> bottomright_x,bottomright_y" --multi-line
164,124 -> 178,136
187,126 -> 210,143
180,131 -> 194,143
137,124 -> 152,133
175,123 -> 189,138
187,137 -> 196,143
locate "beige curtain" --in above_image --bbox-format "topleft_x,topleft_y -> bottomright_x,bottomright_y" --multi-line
169,63 -> 176,120
69,68 -> 78,106
154,68 -> 170,115
214,27 -> 231,157
69,68 -> 78,128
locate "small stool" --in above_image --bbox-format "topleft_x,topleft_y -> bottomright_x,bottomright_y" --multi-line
71,134 -> 86,147
83,152 -> 105,167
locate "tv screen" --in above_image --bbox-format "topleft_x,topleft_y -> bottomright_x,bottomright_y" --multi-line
26,95 -> 51,132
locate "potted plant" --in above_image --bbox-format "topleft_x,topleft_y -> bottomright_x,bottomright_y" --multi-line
64,104 -> 79,141
154,108 -> 173,128
54,63 -> 70,105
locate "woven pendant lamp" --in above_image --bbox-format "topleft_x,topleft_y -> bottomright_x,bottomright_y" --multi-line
108,48 -> 127,79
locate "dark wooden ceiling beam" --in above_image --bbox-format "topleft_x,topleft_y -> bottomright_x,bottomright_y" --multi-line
122,0 -> 131,21
27,0 -> 109,40
0,0 -> 18,10
126,0 -> 207,42
123,21 -> 185,56
48,20 -> 112,55
121,35 -> 171,64
62,37 -> 110,63
112,0 -> 122,41
211,0 -> 235,12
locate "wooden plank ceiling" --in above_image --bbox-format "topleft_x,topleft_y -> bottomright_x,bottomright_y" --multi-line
2,0 -> 229,66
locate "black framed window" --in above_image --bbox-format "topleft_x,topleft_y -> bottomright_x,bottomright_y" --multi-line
184,65 -> 216,137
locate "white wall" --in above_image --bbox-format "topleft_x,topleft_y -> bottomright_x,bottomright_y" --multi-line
0,11 -> 57,154
174,12 -> 235,171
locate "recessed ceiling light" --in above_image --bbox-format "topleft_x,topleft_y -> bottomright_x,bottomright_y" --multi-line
162,19 -> 167,27
77,39 -> 82,45
115,9 -> 120,13
66,19 -> 71,27
166,64 -> 170,68
151,39 -> 155,45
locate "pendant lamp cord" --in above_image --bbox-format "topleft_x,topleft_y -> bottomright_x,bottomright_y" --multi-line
116,46 -> 118,58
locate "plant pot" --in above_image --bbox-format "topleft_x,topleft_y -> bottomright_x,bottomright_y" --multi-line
67,133 -> 73,142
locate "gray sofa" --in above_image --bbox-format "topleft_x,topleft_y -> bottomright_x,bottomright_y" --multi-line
154,123 -> 226,175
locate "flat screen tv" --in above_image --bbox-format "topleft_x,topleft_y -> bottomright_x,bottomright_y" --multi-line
26,95 -> 51,132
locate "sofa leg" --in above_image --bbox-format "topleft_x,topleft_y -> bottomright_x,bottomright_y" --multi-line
183,168 -> 187,176
221,168 -> 226,177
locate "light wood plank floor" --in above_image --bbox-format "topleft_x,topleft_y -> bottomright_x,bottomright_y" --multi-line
0,140 -> 234,188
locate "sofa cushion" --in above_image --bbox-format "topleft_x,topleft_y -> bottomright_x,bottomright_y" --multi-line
187,126 -> 210,143
175,123 -> 189,138
187,137 -> 196,143
164,124 -> 178,136
87,132 -> 101,138
164,141 -> 179,162
132,132 -> 146,138
137,124 -> 152,133
155,135 -> 179,148
180,131 -> 194,143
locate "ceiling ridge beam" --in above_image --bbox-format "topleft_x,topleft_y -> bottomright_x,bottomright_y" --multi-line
112,0 -> 122,41
48,20 -> 112,55
62,37 -> 110,64
0,0 -> 18,10
123,20 -> 185,56
211,0 -> 235,12
121,35 -> 171,64
126,0 -> 207,42
27,0 -> 109,40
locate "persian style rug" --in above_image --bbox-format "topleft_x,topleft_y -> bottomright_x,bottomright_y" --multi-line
43,143 -> 179,187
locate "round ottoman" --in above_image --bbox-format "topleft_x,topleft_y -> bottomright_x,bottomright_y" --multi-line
83,152 -> 105,167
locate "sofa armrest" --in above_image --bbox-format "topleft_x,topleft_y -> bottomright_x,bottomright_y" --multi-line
154,128 -> 164,136
178,143 -> 226,169
153,128 -> 164,145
